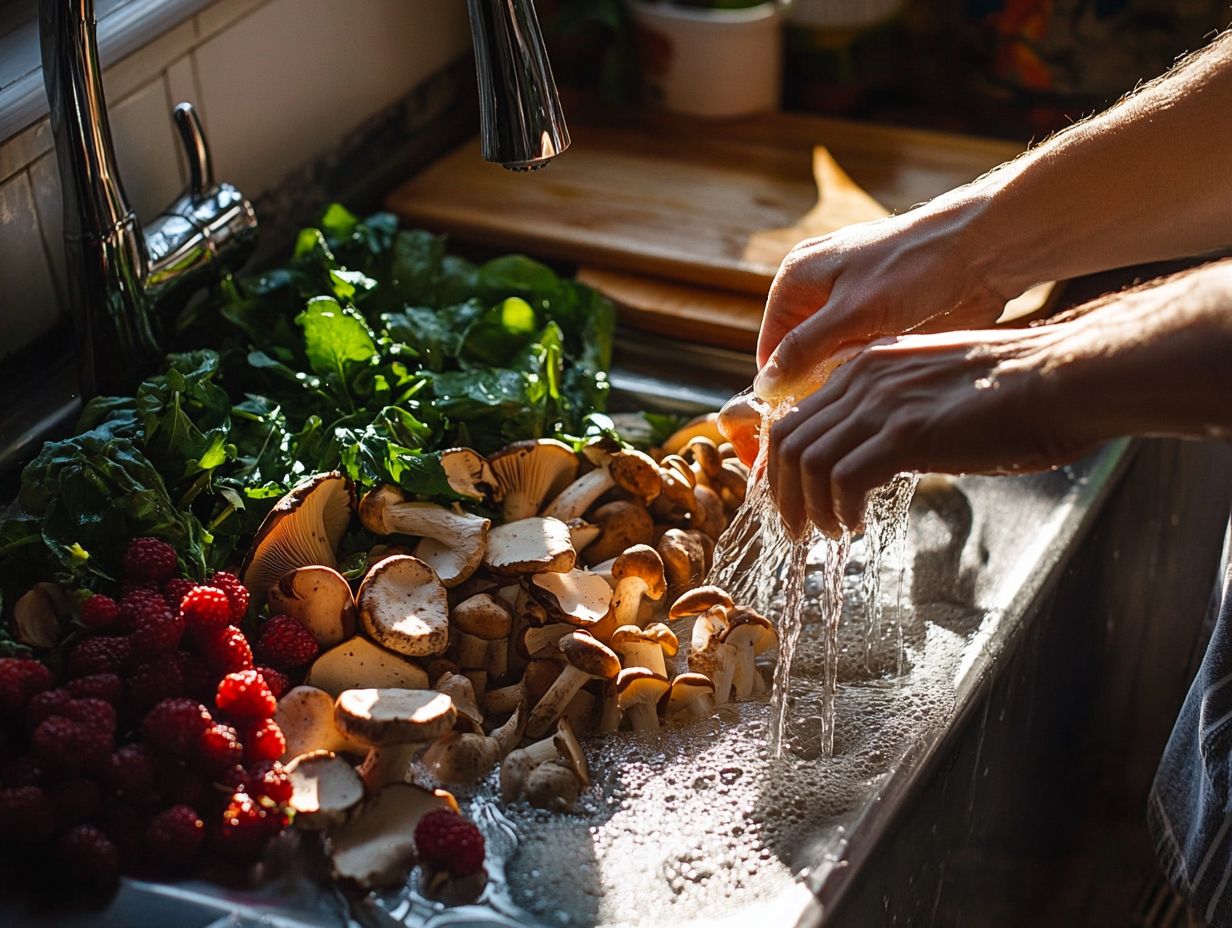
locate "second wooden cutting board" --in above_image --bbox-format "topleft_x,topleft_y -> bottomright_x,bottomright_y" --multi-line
385,109 -> 1025,298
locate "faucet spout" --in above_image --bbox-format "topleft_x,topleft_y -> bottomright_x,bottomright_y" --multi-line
467,0 -> 570,171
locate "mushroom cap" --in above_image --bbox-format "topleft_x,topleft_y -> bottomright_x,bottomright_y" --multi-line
358,555 -> 450,657
357,484 -> 405,535
413,535 -> 485,590
488,439 -> 579,519
558,631 -> 621,680
286,750 -> 364,829
609,622 -> 678,658
668,585 -> 734,620
612,545 -> 666,600
524,759 -> 582,811
719,608 -> 777,654
267,565 -> 357,649
452,593 -> 513,640
657,529 -> 705,595
608,449 -> 662,504
439,447 -> 501,502
328,783 -> 453,888
530,569 -> 613,627
552,717 -> 590,789
305,636 -> 429,697
662,413 -> 725,456
421,731 -> 501,787
686,436 -> 722,478
483,517 -> 576,576
615,667 -> 671,708
334,688 -> 457,745
242,472 -> 354,605
642,622 -> 680,657
583,501 -> 655,566
434,672 -> 484,731
662,673 -> 716,713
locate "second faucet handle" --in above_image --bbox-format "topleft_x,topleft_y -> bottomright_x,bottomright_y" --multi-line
172,102 -> 214,198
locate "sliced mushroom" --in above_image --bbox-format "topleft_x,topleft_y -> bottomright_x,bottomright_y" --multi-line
242,472 -> 355,606
720,608 -> 778,700
488,439 -> 579,521
267,566 -> 356,649
525,632 -> 620,738
359,487 -> 489,588
484,517 -> 576,576
287,750 -> 364,830
529,569 -> 613,629
277,685 -> 367,761
609,623 -> 679,678
688,607 -> 736,706
451,594 -> 512,671
358,555 -> 450,657
328,783 -> 455,888
615,668 -> 670,733
582,501 -> 655,566
335,688 -> 457,790
609,545 -> 666,629
305,636 -> 429,697
542,442 -> 662,522
661,673 -> 716,722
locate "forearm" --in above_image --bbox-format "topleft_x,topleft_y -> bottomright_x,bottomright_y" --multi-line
1038,260 -> 1232,443
942,32 -> 1232,299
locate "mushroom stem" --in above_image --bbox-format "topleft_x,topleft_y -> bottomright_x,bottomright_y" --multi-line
626,702 -> 660,733
730,643 -> 757,700
486,639 -> 509,681
455,632 -> 489,670
713,647 -> 736,705
357,742 -> 422,792
610,578 -> 647,628
485,681 -> 526,716
620,641 -> 666,678
525,666 -> 588,738
542,468 -> 614,522
491,703 -> 527,757
598,684 -> 622,734
522,734 -> 560,767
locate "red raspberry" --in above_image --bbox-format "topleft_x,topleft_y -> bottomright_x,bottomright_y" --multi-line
215,670 -> 276,722
67,673 -> 124,706
32,715 -> 112,771
163,578 -> 196,611
199,723 -> 243,774
57,825 -> 120,893
79,594 -> 120,631
240,718 -> 285,763
127,660 -> 184,712
122,537 -> 179,583
159,762 -> 208,807
0,786 -> 55,843
0,756 -> 43,787
144,804 -> 205,872
25,688 -> 74,728
102,803 -> 150,863
207,571 -> 250,623
67,636 -> 131,678
0,658 -> 53,714
256,666 -> 289,699
414,809 -> 485,877
197,625 -> 254,675
131,605 -> 185,659
51,778 -> 103,828
215,790 -> 281,858
254,615 -> 319,670
62,697 -> 117,736
103,745 -> 157,798
118,587 -> 167,633
217,764 -> 250,792
180,586 -> 232,635
174,651 -> 214,701
141,699 -> 212,757
245,760 -> 292,805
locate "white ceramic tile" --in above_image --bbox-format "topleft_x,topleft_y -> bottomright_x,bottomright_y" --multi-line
194,0 -> 469,195
0,171 -> 63,358
108,76 -> 184,221
195,0 -> 269,41
28,151 -> 67,312
102,19 -> 197,104
0,117 -> 52,187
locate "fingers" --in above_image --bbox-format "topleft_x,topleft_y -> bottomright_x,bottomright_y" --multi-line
830,434 -> 914,533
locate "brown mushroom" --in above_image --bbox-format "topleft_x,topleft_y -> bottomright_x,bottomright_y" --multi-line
615,667 -> 671,733
657,529 -> 705,601
451,593 -> 512,671
525,632 -> 620,738
720,608 -> 778,700
582,500 -> 656,566
609,623 -> 679,678
334,688 -> 457,790
688,607 -> 736,706
358,487 -> 489,588
669,585 -> 734,620
483,517 -> 576,576
542,442 -> 662,521
267,566 -> 356,648
608,545 -> 666,629
487,439 -> 579,520
357,555 -> 450,657
661,673 -> 717,722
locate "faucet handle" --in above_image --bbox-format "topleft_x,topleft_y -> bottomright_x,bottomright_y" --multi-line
172,102 -> 214,197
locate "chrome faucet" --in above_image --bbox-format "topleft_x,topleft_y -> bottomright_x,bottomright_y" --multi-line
40,0 -> 258,395
40,0 -> 569,395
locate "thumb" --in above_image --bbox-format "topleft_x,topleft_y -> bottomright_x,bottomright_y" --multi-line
755,313 -> 863,403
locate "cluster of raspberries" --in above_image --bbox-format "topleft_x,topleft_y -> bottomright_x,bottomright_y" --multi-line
0,537 -> 323,896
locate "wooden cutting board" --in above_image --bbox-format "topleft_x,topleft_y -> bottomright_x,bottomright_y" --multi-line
385,109 -> 1025,298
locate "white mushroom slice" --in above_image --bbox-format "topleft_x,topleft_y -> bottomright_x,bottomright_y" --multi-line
530,569 -> 612,628
688,607 -> 736,706
483,517 -> 576,576
277,685 -> 367,761
525,632 -> 620,739
242,472 -> 355,606
306,636 -> 429,697
663,673 -> 716,722
328,783 -> 454,888
524,760 -> 582,811
609,623 -> 679,678
720,608 -> 778,700
359,487 -> 489,588
615,667 -> 670,733
267,566 -> 356,649
439,447 -> 501,502
287,750 -> 364,830
335,688 -> 457,790
14,583 -> 66,648
542,443 -> 662,522
487,439 -> 579,521
358,555 -> 450,657
609,546 -> 666,629
582,501 -> 655,566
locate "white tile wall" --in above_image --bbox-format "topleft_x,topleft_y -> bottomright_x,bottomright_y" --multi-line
0,171 -> 61,357
0,0 -> 470,363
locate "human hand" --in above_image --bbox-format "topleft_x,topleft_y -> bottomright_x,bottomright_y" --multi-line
754,205 -> 1012,403
766,326 -> 1093,538
717,392 -> 762,469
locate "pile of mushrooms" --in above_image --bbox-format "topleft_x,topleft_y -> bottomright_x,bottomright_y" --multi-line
249,417 -> 776,837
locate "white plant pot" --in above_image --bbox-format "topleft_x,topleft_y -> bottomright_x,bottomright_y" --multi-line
627,1 -> 784,119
